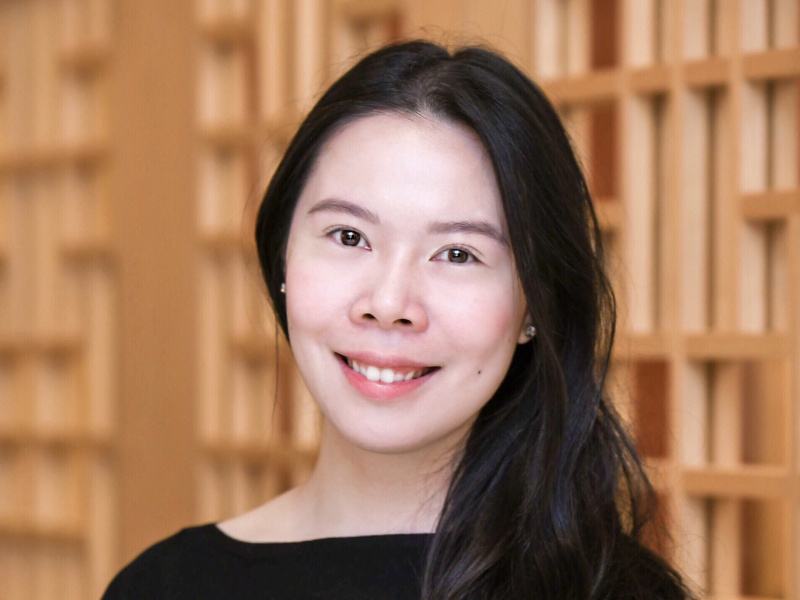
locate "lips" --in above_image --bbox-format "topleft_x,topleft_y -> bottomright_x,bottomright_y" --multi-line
334,351 -> 439,370
334,352 -> 441,401
334,350 -> 439,370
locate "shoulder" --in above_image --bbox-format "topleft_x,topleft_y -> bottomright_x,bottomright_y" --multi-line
101,524 -> 211,599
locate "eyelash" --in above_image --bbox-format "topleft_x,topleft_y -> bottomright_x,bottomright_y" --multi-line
324,227 -> 481,265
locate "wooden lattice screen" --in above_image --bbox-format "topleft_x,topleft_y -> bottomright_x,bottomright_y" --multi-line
0,1 -> 797,598
0,0 -> 116,598
538,0 -> 799,597
533,1 -> 799,597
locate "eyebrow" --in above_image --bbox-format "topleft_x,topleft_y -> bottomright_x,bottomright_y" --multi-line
307,198 -> 509,247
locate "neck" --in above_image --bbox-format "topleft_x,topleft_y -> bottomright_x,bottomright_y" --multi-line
295,419 -> 467,538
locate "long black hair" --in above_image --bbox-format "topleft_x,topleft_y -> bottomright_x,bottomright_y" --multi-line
255,39 -> 695,599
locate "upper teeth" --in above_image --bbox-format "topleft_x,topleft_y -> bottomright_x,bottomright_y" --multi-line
346,357 -> 427,383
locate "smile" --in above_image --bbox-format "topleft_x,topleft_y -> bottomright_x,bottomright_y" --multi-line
334,353 -> 441,401
342,355 -> 436,383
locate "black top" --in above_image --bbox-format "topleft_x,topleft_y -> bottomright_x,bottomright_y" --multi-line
101,522 -> 433,599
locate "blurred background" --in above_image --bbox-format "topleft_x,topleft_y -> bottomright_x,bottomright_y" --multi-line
0,0 -> 798,598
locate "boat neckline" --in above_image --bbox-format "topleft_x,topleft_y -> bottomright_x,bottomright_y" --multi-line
197,522 -> 434,558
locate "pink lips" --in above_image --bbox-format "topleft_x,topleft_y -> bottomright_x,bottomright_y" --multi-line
336,353 -> 439,401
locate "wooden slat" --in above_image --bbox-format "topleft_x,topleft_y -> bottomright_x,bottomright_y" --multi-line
201,438 -> 317,468
612,333 -> 671,359
259,0 -> 290,124
60,239 -> 115,264
684,57 -> 730,88
294,0 -> 327,112
682,465 -> 793,498
564,0 -> 590,76
684,333 -> 791,359
0,517 -> 85,543
59,44 -> 108,73
627,65 -> 671,94
199,230 -> 253,257
531,0 -> 561,77
741,189 -> 800,221
112,0 -> 197,564
335,0 -> 399,23
594,198 -> 621,230
742,48 -> 800,81
199,123 -> 255,150
0,142 -> 107,173
198,15 -> 254,46
262,110 -> 302,147
0,429 -> 112,451
0,335 -> 81,356
642,457 -> 675,493
230,335 -> 270,363
542,69 -> 621,105
621,90 -> 660,332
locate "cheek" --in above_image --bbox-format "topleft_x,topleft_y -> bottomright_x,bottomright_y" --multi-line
285,257 -> 346,335
435,283 -> 519,364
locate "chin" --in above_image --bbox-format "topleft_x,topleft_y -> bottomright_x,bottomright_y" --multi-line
338,426 -> 432,454
329,416 -> 470,457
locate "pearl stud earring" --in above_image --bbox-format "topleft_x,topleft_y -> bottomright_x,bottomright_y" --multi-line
525,324 -> 536,338
280,282 -> 286,294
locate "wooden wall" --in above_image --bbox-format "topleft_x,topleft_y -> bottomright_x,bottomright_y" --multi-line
0,1 -> 797,598
0,0 -> 116,598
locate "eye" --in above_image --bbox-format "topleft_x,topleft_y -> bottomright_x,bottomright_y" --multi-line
433,246 -> 480,265
326,227 -> 370,249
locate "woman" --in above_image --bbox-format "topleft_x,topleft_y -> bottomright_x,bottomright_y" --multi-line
104,39 -> 695,599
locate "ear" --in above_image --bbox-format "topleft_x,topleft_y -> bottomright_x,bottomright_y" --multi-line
517,316 -> 533,345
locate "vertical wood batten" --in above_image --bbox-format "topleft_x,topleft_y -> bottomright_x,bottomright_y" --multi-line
259,0 -> 290,124
294,0 -> 327,111
109,0 -> 196,566
788,212 -> 800,600
735,42 -> 770,542
624,0 -> 657,66
711,91 -> 736,330
706,63 -> 742,595
709,363 -> 743,594
680,88 -> 711,332
531,0 -> 561,77
771,2 -> 800,597
621,0 -> 660,335
565,0 -> 590,76
668,0 -> 708,592
768,0 -> 799,334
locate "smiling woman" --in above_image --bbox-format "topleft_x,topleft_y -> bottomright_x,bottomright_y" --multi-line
102,40 -> 695,600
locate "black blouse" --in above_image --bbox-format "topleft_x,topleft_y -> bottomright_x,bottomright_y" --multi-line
101,522 -> 433,599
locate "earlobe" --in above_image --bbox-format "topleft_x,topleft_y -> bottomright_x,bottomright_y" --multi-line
517,321 -> 536,344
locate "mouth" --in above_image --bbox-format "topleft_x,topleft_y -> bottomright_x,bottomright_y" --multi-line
334,352 -> 441,384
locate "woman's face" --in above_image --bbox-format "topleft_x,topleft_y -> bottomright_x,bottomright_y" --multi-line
284,112 -> 530,454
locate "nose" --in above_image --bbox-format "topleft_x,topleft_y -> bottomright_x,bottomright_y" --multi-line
349,259 -> 428,332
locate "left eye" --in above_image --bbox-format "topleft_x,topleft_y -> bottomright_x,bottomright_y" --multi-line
434,247 -> 478,264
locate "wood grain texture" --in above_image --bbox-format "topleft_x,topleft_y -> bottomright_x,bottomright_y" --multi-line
0,0 -> 797,597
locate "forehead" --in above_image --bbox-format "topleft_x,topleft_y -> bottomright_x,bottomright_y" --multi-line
297,112 -> 505,227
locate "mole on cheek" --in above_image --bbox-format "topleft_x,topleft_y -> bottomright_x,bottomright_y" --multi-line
477,370 -> 482,375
